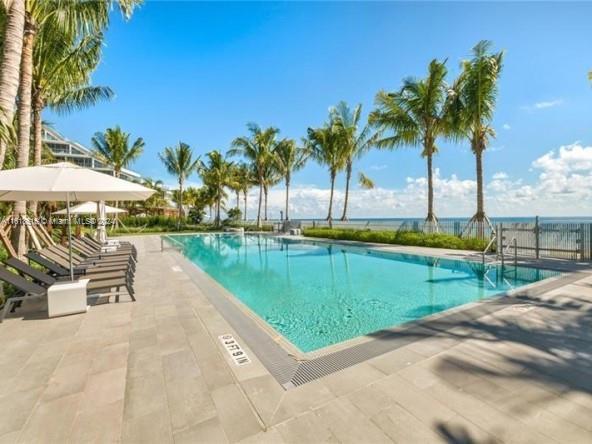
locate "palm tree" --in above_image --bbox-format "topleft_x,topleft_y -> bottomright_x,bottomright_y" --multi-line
171,189 -> 188,213
448,41 -> 504,237
92,126 -> 144,224
274,138 -> 308,221
330,102 -> 377,221
29,28 -> 113,215
229,123 -> 279,228
10,0 -> 139,257
233,163 -> 255,221
0,0 -> 25,170
227,164 -> 243,210
370,60 -> 451,231
92,126 -> 144,179
306,122 -> 346,223
183,186 -> 201,208
261,155 -> 281,221
198,151 -> 234,227
19,0 -> 137,175
142,177 -> 167,215
200,185 -> 217,223
159,142 -> 200,226
12,1 -> 111,256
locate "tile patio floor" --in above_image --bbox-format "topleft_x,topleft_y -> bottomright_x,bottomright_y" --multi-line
0,235 -> 591,443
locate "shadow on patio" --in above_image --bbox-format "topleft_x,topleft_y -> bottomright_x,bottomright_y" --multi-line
370,286 -> 592,442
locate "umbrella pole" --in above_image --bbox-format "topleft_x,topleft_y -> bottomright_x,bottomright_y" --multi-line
66,194 -> 74,280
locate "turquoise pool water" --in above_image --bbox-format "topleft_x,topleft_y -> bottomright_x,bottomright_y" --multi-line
167,233 -> 558,352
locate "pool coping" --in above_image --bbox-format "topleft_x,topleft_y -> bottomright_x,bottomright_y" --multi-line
163,234 -> 588,389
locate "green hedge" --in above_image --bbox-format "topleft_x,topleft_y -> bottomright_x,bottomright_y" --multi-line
302,228 -> 490,251
110,216 -> 274,236
118,215 -> 185,229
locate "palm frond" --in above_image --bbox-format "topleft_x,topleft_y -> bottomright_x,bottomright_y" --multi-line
49,85 -> 114,114
159,142 -> 199,182
453,40 -> 504,152
92,126 -> 143,174
358,172 -> 375,190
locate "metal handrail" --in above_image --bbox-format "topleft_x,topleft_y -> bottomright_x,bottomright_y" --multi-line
481,234 -> 497,264
500,237 -> 518,267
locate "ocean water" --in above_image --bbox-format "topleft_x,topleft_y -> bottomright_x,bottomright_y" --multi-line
167,233 -> 558,352
294,217 -> 592,224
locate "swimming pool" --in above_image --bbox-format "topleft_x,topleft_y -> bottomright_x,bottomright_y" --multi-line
167,233 -> 558,353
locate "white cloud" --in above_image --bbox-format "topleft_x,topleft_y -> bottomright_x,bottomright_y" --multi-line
530,143 -> 592,197
486,143 -> 592,215
162,180 -> 202,191
243,169 -> 478,219
502,123 -> 511,130
535,99 -> 563,109
492,172 -> 509,180
227,142 -> 592,219
522,99 -> 563,111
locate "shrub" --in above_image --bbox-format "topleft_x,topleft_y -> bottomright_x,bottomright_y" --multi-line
188,207 -> 206,224
109,215 -> 275,235
118,215 -> 186,229
225,208 -> 242,223
302,228 -> 489,251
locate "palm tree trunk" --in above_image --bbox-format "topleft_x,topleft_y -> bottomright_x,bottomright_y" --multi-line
285,175 -> 290,221
243,191 -> 247,221
177,179 -> 183,230
29,94 -> 43,216
12,20 -> 35,259
236,190 -> 239,208
424,152 -> 440,233
475,149 -> 484,218
474,148 -> 485,238
216,198 -> 221,227
114,170 -> 121,229
263,185 -> 268,221
0,0 -> 25,170
256,182 -> 263,228
340,161 -> 352,221
327,170 -> 336,224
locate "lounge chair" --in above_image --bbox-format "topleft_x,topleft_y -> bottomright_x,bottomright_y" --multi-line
5,257 -> 133,286
0,266 -> 45,322
26,251 -> 133,278
57,243 -> 135,263
33,249 -> 134,276
70,237 -> 137,260
84,233 -> 135,250
78,236 -> 137,257
81,236 -> 138,259
46,245 -> 134,269
0,265 -> 135,322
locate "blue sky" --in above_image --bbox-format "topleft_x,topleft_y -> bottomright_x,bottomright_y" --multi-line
46,1 -> 592,218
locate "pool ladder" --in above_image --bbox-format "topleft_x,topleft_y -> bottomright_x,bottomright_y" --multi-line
481,234 -> 518,267
499,237 -> 518,267
481,234 -> 497,265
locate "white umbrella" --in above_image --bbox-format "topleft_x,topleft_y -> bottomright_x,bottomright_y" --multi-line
52,201 -> 127,215
0,162 -> 154,279
52,200 -> 126,243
